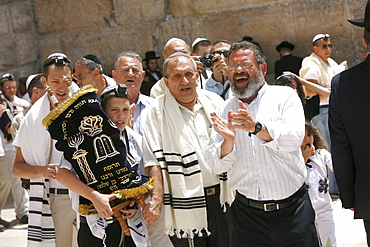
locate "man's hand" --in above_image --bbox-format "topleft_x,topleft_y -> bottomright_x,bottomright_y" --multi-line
230,102 -> 257,132
38,164 -> 58,179
210,112 -> 235,142
212,54 -> 229,76
142,199 -> 161,226
191,56 -> 206,73
120,199 -> 137,219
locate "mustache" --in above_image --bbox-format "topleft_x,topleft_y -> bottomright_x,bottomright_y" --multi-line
234,72 -> 249,78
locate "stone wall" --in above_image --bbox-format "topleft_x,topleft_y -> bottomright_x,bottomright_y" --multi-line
0,0 -> 368,83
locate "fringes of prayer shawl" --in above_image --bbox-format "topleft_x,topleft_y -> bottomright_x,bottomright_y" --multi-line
144,89 -> 234,239
27,178 -> 56,246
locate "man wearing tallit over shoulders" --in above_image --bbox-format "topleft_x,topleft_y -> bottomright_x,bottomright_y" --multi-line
13,53 -> 77,247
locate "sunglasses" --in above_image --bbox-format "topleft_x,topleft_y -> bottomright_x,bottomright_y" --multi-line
212,50 -> 229,57
1,73 -> 15,82
100,84 -> 130,101
44,56 -> 71,68
316,44 -> 333,49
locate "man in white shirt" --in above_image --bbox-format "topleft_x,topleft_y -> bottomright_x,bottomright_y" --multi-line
142,52 -> 230,247
13,53 -> 77,246
205,41 -> 319,246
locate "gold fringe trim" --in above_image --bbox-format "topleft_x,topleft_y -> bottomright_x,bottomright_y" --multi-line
79,177 -> 156,215
42,85 -> 97,130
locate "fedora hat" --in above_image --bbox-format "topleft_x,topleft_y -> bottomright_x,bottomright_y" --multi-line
348,0 -> 370,28
276,41 -> 295,52
143,51 -> 160,61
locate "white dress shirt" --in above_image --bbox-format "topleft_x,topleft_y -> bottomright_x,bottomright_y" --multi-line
205,83 -> 306,201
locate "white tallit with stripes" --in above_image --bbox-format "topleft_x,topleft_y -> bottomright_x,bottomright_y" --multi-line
13,94 -> 55,246
143,89 -> 233,239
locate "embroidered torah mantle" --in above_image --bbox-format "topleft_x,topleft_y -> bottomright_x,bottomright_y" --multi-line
42,85 -> 154,210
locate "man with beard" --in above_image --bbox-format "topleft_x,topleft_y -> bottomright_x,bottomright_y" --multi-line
205,41 -> 319,246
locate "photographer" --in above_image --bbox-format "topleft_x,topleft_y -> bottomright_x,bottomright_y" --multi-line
204,40 -> 233,99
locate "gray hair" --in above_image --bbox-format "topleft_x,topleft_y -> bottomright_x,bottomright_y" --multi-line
163,52 -> 197,78
75,57 -> 103,74
228,41 -> 266,64
114,51 -> 143,70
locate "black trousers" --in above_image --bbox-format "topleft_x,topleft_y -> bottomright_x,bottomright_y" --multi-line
169,185 -> 229,247
363,219 -> 370,246
229,192 -> 319,247
78,217 -> 136,247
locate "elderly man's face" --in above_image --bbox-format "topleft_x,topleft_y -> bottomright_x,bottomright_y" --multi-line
228,48 -> 266,99
1,80 -> 17,101
113,56 -> 145,92
164,56 -> 198,106
313,39 -> 332,61
74,64 -> 95,88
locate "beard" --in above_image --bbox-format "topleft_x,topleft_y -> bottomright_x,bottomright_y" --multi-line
230,69 -> 265,99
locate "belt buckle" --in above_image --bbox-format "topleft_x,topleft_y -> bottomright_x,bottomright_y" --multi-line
263,203 -> 279,211
206,188 -> 216,196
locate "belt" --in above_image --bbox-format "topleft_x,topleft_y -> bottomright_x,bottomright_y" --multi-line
236,184 -> 307,212
320,105 -> 329,108
204,184 -> 220,196
49,188 -> 69,194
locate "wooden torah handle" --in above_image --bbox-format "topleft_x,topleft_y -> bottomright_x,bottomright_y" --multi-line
111,201 -> 131,236
135,194 -> 146,209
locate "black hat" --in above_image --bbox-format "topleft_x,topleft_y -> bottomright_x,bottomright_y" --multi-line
83,54 -> 101,64
143,51 -> 160,61
348,0 -> 370,29
276,41 -> 295,52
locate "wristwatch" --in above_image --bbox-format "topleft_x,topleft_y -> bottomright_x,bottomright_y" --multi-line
250,121 -> 262,135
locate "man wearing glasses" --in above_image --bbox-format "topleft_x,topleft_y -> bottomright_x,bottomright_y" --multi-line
13,53 -> 77,246
74,57 -> 115,97
205,40 -> 233,100
205,41 -> 319,246
0,73 -> 30,232
300,34 -> 347,195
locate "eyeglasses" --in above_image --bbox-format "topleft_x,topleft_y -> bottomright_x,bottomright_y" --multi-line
100,84 -> 130,101
73,72 -> 91,81
1,73 -> 15,82
212,50 -> 229,57
4,86 -> 17,90
316,44 -> 333,49
228,61 -> 254,71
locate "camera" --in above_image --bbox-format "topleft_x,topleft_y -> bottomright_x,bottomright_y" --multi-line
199,54 -> 214,69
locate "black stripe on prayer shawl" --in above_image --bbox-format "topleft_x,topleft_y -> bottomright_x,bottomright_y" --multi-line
166,160 -> 199,169
219,172 -> 228,181
29,181 -> 45,186
163,193 -> 206,209
168,170 -> 201,176
29,197 -> 50,205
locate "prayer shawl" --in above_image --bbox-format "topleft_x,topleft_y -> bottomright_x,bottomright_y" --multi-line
143,89 -> 233,239
13,94 -> 55,246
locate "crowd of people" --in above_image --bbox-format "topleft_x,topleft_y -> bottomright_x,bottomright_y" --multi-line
1,1 -> 370,246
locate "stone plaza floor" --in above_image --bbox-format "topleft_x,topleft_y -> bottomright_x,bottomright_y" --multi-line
0,194 -> 367,246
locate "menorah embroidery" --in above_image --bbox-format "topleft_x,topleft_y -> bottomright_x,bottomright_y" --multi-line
68,133 -> 97,185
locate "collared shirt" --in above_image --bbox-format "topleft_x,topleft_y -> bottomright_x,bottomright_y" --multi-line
179,102 -> 219,187
205,75 -> 233,100
205,83 -> 306,200
133,93 -> 153,135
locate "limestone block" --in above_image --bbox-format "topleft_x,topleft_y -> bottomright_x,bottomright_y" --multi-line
113,0 -> 165,26
0,5 -> 10,34
0,34 -> 16,68
17,33 -> 38,65
38,22 -> 156,73
168,0 -> 292,18
33,0 -> 113,34
10,2 -> 33,32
